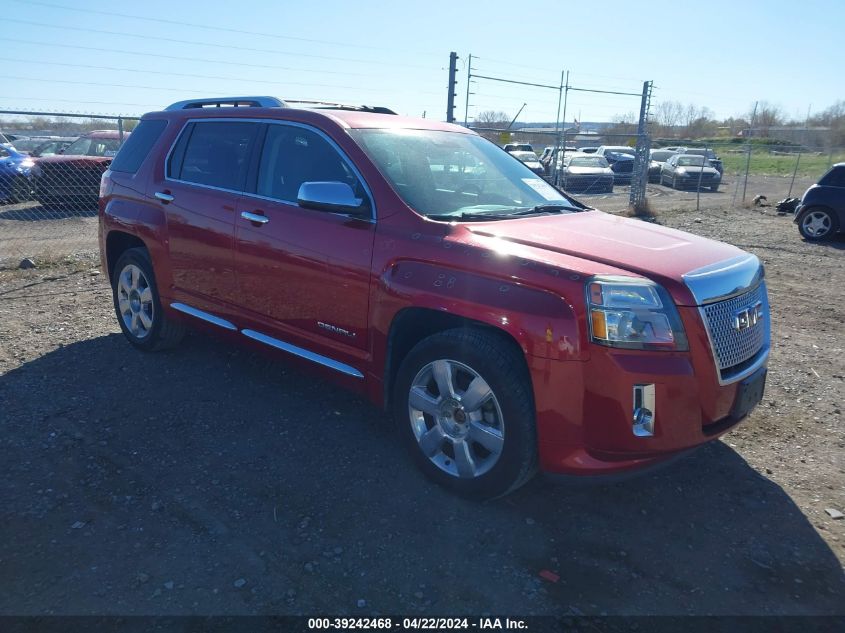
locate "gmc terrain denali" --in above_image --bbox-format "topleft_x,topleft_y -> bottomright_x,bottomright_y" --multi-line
99,96 -> 771,497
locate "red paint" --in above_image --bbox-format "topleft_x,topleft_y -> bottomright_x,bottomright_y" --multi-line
99,106 -> 767,478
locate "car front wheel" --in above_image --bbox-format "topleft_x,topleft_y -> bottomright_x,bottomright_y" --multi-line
393,328 -> 537,498
112,247 -> 185,351
797,207 -> 838,241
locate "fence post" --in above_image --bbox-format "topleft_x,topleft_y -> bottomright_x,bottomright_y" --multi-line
741,143 -> 752,205
788,152 -> 801,198
118,117 -> 124,144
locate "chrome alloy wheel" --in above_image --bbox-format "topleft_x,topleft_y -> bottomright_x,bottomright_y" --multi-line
117,264 -> 154,338
408,359 -> 505,479
802,210 -> 832,238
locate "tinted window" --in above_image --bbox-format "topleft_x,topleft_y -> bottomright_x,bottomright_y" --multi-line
173,121 -> 259,191
256,124 -> 362,204
111,119 -> 167,173
818,166 -> 845,187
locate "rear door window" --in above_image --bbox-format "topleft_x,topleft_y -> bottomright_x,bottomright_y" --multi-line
169,121 -> 260,192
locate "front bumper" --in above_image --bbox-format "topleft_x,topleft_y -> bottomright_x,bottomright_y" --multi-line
532,279 -> 769,477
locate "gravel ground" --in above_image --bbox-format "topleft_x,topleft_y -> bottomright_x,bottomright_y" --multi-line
0,197 -> 843,616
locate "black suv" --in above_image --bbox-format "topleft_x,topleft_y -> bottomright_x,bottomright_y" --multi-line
794,163 -> 845,241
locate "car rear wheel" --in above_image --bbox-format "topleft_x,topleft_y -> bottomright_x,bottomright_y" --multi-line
797,207 -> 838,241
393,328 -> 537,498
112,247 -> 185,351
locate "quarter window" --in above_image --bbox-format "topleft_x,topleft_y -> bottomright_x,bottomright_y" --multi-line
256,124 -> 363,205
170,121 -> 259,191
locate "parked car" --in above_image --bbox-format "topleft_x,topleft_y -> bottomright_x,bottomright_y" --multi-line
0,145 -> 34,203
100,96 -> 770,498
503,143 -> 533,153
510,150 -> 545,176
675,147 -> 723,175
539,146 -> 577,176
560,153 -> 614,193
648,149 -> 676,183
32,130 -> 126,207
793,163 -> 845,241
595,146 -> 636,184
660,154 -> 721,191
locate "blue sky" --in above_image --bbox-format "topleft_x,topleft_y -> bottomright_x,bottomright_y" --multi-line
1,0 -> 842,123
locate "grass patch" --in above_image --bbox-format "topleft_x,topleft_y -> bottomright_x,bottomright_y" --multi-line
718,150 -> 843,178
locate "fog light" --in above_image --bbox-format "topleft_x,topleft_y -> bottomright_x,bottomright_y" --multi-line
632,384 -> 655,437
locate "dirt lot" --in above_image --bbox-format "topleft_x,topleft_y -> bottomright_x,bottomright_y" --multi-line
0,196 -> 843,616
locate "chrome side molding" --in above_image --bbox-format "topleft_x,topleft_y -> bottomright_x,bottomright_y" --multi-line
241,329 -> 364,379
170,302 -> 237,331
168,303 -> 364,379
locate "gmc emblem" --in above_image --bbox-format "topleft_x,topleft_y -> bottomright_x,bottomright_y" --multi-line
733,302 -> 764,331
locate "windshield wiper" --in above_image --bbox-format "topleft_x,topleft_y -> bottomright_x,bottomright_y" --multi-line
426,203 -> 583,222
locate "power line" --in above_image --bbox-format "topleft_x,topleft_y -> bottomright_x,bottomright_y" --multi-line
8,0 -> 441,56
0,57 -> 444,93
3,18 -> 438,71
0,37 -> 381,77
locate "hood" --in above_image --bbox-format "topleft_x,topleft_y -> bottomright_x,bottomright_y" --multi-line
465,210 -> 747,306
676,165 -> 718,175
36,154 -> 112,166
566,166 -> 613,176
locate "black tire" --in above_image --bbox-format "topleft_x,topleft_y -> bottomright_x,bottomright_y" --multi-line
112,247 -> 185,351
10,177 -> 32,204
709,183 -> 719,192
392,328 -> 537,499
797,207 -> 839,242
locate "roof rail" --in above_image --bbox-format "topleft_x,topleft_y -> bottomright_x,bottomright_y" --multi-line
165,96 -> 286,111
285,100 -> 397,115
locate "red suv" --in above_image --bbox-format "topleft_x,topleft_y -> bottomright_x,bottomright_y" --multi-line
99,97 -> 771,498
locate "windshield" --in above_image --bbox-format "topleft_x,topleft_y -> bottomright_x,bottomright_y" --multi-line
676,156 -> 706,167
650,150 -> 674,162
350,129 -> 576,219
605,147 -> 635,156
569,156 -> 609,168
511,151 -> 538,162
683,148 -> 714,158
64,136 -> 122,157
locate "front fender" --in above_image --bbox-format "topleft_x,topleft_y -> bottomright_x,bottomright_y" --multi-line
374,259 -> 586,362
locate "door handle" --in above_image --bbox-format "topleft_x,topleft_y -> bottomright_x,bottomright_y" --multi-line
241,211 -> 269,224
154,191 -> 174,203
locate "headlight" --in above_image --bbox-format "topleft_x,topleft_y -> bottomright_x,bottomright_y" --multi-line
586,276 -> 688,350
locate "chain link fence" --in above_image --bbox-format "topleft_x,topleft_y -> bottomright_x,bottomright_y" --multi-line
2,109 -> 844,269
0,111 -> 137,267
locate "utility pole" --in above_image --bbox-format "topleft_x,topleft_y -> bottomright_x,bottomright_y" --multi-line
446,52 -> 458,123
629,80 -> 653,210
506,103 -> 526,131
741,100 -> 758,204
463,54 -> 473,127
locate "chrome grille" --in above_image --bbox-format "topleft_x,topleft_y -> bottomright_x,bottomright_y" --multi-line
702,282 -> 769,379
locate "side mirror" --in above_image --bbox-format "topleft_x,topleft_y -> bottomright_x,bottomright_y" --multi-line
297,181 -> 367,215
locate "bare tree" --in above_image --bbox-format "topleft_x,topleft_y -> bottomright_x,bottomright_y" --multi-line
473,110 -> 510,129
752,101 -> 784,136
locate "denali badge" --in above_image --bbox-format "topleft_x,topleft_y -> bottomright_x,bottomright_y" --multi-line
317,321 -> 357,338
733,302 -> 763,331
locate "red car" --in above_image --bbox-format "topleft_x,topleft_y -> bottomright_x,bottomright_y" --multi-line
98,97 -> 770,498
33,130 -> 127,208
